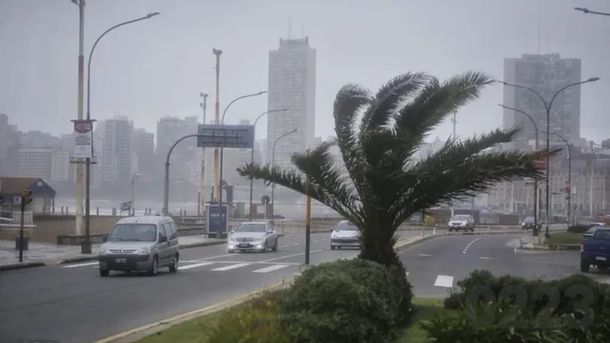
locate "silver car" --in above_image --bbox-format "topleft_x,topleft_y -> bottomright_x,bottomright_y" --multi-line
98,216 -> 180,276
330,220 -> 361,250
448,214 -> 475,232
227,222 -> 278,253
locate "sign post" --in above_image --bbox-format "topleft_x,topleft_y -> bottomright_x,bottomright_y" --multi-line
19,189 -> 32,262
206,205 -> 228,237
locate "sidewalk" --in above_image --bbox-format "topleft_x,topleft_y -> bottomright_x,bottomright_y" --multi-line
0,235 -> 226,271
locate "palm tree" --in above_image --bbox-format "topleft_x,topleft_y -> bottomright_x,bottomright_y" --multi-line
238,72 -> 546,268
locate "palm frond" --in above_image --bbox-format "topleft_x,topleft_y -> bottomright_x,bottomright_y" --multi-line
359,72 -> 429,132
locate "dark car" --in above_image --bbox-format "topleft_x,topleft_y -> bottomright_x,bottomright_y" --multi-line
521,216 -> 539,230
580,227 -> 610,272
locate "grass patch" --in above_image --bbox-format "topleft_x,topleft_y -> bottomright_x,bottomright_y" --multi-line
548,231 -> 582,245
395,298 -> 449,343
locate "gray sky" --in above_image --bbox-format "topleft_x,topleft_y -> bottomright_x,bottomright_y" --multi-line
1,0 -> 609,143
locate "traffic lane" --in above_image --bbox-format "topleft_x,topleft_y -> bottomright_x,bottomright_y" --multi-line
0,256 -> 298,343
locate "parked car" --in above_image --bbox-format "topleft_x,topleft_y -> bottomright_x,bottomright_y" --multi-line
448,214 -> 475,232
330,220 -> 361,250
583,227 -> 599,239
98,216 -> 179,277
580,227 -> 610,272
227,222 -> 278,253
521,216 -> 539,230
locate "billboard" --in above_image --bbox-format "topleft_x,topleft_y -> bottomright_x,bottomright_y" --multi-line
72,119 -> 93,159
197,124 -> 254,149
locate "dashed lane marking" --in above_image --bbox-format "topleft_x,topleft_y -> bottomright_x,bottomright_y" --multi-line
480,256 -> 494,260
462,237 -> 483,254
211,263 -> 251,271
179,262 -> 215,270
434,275 -> 454,288
252,264 -> 290,273
417,253 -> 431,257
63,262 -> 98,268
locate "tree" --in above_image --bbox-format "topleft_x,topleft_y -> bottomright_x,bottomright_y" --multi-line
238,72 -> 546,268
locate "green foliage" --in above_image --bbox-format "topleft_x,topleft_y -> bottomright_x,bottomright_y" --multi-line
567,224 -> 594,233
443,271 -> 610,342
547,232 -> 582,246
203,290 -> 290,343
238,72 -> 546,268
421,301 -> 569,343
277,259 -> 413,343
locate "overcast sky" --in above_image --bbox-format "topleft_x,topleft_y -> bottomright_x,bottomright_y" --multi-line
1,0 -> 609,143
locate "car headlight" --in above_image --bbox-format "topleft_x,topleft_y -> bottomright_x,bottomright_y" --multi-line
331,232 -> 337,239
137,246 -> 150,255
99,245 -> 108,255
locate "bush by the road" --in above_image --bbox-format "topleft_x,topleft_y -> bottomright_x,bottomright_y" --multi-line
202,290 -> 290,343
442,270 -> 610,342
278,259 -> 413,343
567,224 -> 594,233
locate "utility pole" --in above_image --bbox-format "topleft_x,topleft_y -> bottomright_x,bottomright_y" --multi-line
212,49 -> 222,203
450,111 -> 457,217
199,92 -> 208,217
73,0 -> 85,235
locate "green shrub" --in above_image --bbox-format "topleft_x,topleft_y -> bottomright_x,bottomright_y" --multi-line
278,259 -> 412,343
567,224 -> 593,233
422,301 -> 569,343
444,271 -> 610,342
203,290 -> 289,343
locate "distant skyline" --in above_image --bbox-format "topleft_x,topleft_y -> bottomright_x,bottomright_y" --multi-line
1,0 -> 609,144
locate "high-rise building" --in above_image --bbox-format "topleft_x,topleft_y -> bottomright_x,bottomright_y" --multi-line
266,37 -> 316,169
18,148 -> 53,181
156,116 -> 199,180
51,150 -> 70,183
503,54 -> 581,149
134,128 -> 155,183
99,117 -> 134,187
0,114 -> 19,176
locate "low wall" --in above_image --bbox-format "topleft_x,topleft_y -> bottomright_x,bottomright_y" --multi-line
31,215 -> 123,243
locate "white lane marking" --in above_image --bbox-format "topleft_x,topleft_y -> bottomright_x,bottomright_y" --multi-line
63,262 -> 98,268
462,237 -> 483,254
480,256 -> 494,260
179,262 -> 215,270
180,259 -> 204,263
417,253 -> 431,257
434,275 -> 454,288
252,264 -> 290,273
260,250 -> 323,263
211,263 -> 251,271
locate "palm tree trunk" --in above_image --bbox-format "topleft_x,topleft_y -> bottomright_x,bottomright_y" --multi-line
359,210 -> 402,267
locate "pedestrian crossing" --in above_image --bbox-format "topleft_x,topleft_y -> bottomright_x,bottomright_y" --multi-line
61,259 -> 298,274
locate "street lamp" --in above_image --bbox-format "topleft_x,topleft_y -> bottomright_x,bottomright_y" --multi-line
82,12 -> 159,254
543,131 -> 572,226
217,91 -> 266,206
574,7 -> 610,16
248,109 -> 289,220
271,128 -> 298,216
130,173 -> 139,216
499,104 -> 540,236
499,77 -> 599,239
199,92 -> 208,217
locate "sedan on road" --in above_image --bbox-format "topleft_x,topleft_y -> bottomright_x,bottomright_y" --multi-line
330,220 -> 361,250
227,222 -> 278,253
448,214 -> 475,232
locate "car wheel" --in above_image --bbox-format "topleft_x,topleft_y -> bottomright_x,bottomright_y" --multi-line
448,228 -> 452,232
169,254 -> 179,273
599,264 -> 608,271
261,242 -> 267,253
337,246 -> 341,250
580,259 -> 590,273
227,249 -> 234,253
148,257 -> 159,276
272,239 -> 278,252
330,245 -> 335,250
99,269 -> 109,277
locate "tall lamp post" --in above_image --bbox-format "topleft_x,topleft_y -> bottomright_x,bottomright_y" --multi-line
199,92 -> 208,217
271,129 -> 298,216
83,12 -> 160,253
544,131 -> 572,226
499,104 -> 540,235
130,173 -> 139,216
248,109 -> 288,220
217,91 -> 266,206
499,77 -> 599,239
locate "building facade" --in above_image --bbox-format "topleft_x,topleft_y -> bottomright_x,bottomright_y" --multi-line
99,117 -> 134,187
134,128 -> 155,183
503,54 -> 581,149
266,37 -> 316,169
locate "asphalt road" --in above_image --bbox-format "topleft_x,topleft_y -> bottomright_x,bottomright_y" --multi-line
1,230 -> 607,343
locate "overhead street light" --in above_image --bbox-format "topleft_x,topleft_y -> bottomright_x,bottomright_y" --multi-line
574,7 -> 610,16
248,109 -> 289,220
217,91 -> 267,206
499,77 -> 599,240
82,12 -> 160,253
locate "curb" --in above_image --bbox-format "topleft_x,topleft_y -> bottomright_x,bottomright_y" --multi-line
0,261 -> 45,272
95,278 -> 296,343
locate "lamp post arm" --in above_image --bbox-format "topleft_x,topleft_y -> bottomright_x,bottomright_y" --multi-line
501,81 -> 548,112
221,91 -> 267,124
548,79 -> 597,112
499,104 -> 539,150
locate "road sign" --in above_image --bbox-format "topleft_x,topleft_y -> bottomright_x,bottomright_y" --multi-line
197,125 -> 254,148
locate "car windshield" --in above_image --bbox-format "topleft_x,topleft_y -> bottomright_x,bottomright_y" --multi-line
109,224 -> 157,242
336,222 -> 358,231
523,216 -> 534,223
235,223 -> 267,233
451,215 -> 469,221
594,230 -> 610,240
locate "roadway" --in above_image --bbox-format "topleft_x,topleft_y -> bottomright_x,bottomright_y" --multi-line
2,230 -> 608,342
